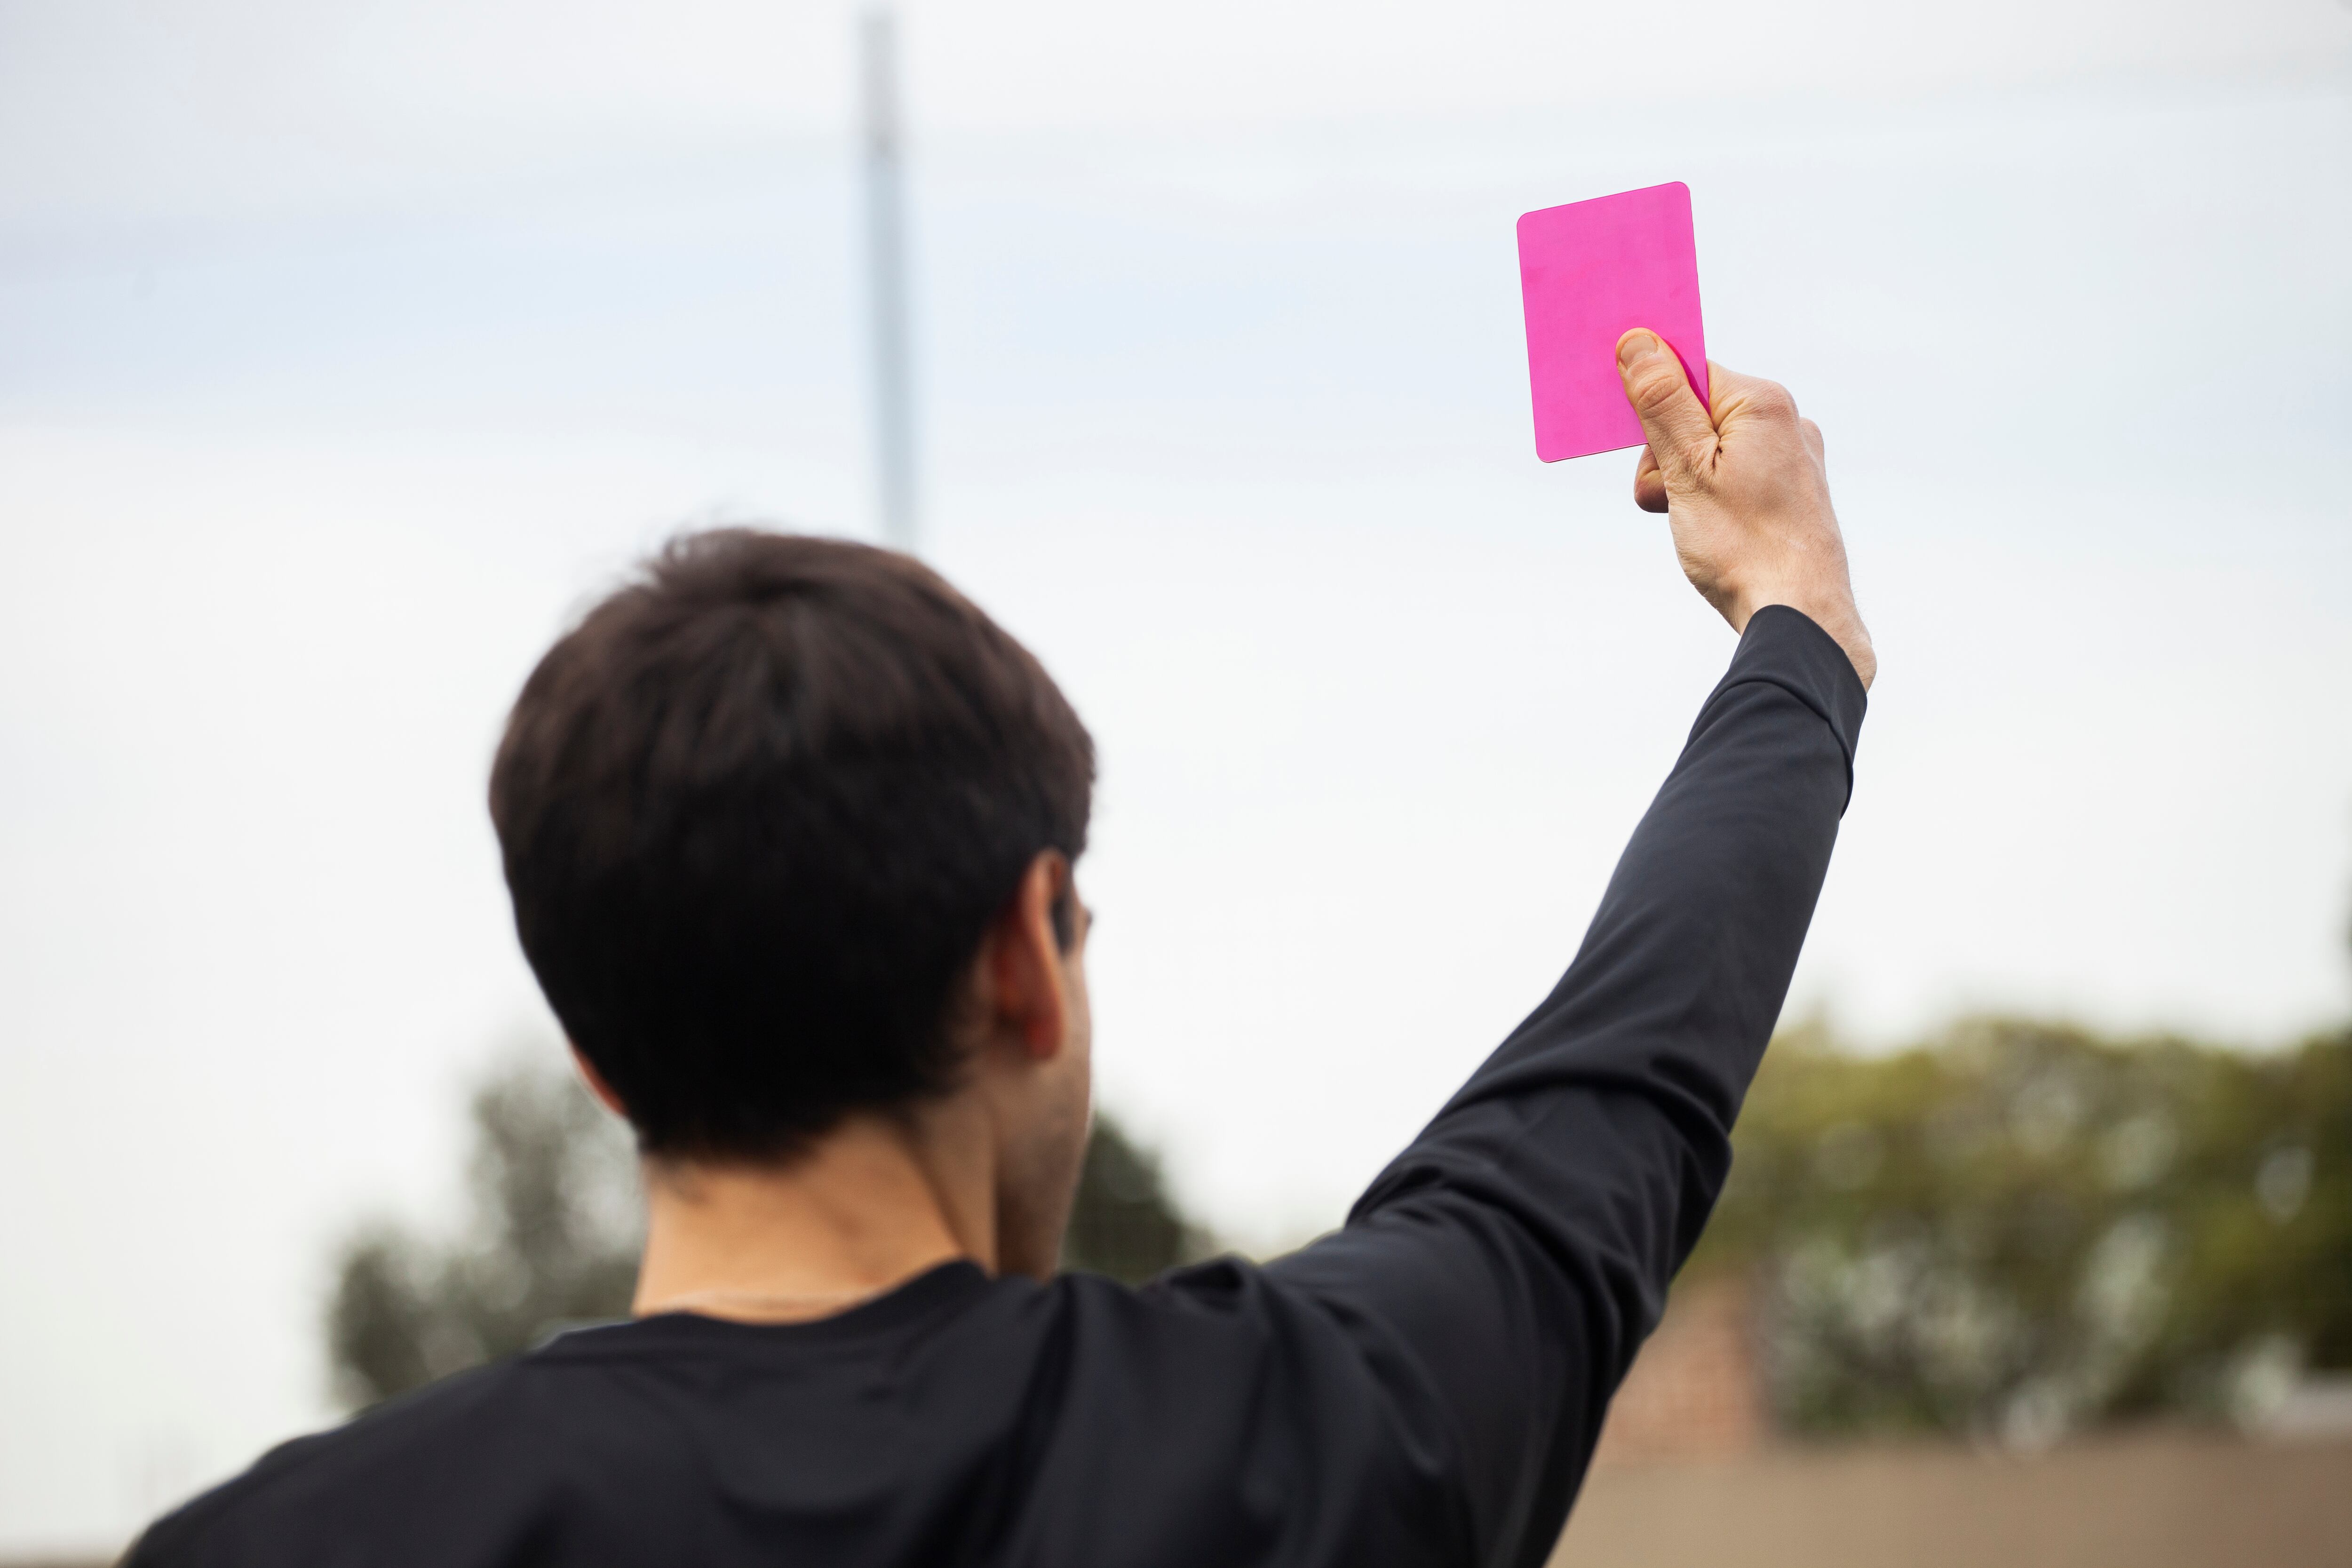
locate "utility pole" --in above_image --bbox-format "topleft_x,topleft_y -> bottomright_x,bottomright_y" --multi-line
859,6 -> 918,553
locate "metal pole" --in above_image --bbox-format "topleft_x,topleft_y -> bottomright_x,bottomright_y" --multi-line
859,6 -> 918,553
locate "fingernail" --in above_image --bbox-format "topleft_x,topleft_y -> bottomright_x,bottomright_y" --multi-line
1618,331 -> 1657,368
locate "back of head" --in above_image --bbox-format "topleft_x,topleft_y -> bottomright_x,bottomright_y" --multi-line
489,530 -> 1094,1159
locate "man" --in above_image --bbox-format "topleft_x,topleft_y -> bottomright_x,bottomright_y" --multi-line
129,332 -> 1872,1568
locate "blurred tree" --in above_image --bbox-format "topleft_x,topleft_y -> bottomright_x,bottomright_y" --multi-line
330,1054 -> 1210,1405
1060,1115 -> 1214,1283
327,1056 -> 642,1409
1686,1017 -> 2352,1445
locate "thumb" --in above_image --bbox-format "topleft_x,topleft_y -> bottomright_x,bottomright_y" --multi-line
1616,330 -> 1716,478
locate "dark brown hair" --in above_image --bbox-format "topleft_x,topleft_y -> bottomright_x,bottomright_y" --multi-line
489,530 -> 1094,1157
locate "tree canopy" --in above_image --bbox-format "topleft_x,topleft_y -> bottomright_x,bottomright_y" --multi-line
1691,1017 -> 2352,1444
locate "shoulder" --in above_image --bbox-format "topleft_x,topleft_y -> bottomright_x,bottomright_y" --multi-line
1020,1260 -> 1470,1563
123,1359 -> 538,1567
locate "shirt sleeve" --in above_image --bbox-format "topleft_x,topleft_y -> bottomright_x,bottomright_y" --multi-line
1258,604 -> 1867,1567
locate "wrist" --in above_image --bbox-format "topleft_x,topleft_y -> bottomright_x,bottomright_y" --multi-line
1739,592 -> 1875,691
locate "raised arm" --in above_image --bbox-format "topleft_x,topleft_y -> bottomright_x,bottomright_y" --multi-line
1261,338 -> 1872,1566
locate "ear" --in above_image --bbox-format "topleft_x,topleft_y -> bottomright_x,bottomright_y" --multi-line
986,851 -> 1073,1060
570,1043 -> 631,1119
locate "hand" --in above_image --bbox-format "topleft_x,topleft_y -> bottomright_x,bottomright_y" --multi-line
1616,332 -> 1875,689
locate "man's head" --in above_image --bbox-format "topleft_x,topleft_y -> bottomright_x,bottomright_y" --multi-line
489,530 -> 1097,1267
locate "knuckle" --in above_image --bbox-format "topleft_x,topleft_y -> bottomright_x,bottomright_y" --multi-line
1749,382 -> 1798,422
1629,365 -> 1685,414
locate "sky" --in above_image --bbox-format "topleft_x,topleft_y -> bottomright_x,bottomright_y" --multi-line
2,0 -> 2350,1552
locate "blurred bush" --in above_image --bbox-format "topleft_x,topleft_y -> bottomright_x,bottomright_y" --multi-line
1058,1115 -> 1214,1283
327,1054 -> 1206,1406
327,1057 -> 642,1408
1690,1016 -> 2352,1445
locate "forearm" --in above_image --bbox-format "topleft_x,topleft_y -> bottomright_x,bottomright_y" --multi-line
1271,604 -> 1863,1565
1383,603 -> 1862,1242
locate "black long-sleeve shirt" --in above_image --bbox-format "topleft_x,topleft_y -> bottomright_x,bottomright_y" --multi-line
128,604 -> 1866,1568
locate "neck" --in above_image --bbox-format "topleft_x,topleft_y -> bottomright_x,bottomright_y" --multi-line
632,1107 -> 993,1323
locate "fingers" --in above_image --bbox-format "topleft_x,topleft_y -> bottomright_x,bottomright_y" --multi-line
1632,446 -> 1668,513
1799,417 -> 1825,463
1616,330 -> 1717,479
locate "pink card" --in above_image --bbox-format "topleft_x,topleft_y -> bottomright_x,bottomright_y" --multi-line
1517,182 -> 1709,463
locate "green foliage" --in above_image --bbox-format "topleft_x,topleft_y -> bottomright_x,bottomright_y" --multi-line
1690,1017 -> 2352,1444
1060,1115 -> 1213,1284
327,1057 -> 642,1409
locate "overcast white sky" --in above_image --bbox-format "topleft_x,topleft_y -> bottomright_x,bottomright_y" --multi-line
2,0 -> 2349,1552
